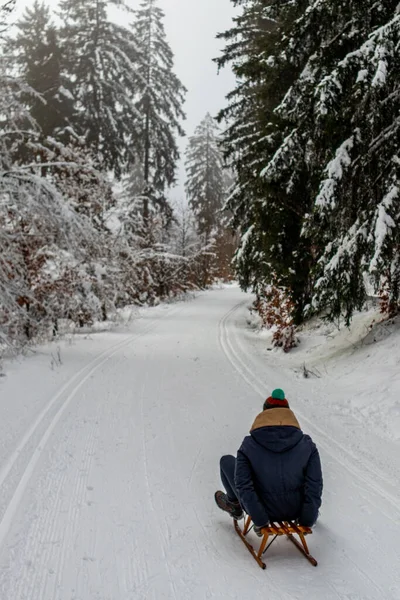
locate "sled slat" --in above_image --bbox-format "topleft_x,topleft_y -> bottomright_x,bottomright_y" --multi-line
268,523 -> 281,535
234,516 -> 318,570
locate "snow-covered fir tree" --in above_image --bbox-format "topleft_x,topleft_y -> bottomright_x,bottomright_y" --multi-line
219,0 -> 400,325
185,113 -> 226,239
185,113 -> 237,283
293,1 -> 400,322
58,0 -> 141,178
7,1 -> 73,146
217,0 -> 310,324
130,0 -> 186,220
258,0 -> 400,323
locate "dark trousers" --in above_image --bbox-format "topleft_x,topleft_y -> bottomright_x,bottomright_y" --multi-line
220,455 -> 238,502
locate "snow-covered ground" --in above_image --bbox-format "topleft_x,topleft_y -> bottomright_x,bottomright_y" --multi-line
0,286 -> 399,599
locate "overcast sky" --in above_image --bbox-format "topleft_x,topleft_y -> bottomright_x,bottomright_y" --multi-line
13,0 -> 238,201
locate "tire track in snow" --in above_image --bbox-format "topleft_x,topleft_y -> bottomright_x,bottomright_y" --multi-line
219,301 -> 400,521
0,306 -> 184,553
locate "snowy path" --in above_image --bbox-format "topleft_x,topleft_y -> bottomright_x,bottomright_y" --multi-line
0,287 -> 399,599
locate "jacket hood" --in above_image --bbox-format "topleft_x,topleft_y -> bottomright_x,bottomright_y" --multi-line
251,426 -> 303,453
250,408 -> 303,453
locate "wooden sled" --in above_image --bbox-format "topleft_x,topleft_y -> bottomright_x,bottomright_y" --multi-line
234,515 -> 318,570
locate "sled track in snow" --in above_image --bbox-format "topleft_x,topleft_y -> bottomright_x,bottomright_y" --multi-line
219,301 -> 399,598
0,305 -> 183,551
218,302 -> 400,523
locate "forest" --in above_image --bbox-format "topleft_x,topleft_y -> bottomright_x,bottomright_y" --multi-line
218,0 -> 400,349
0,0 -> 234,352
1,0 -> 399,354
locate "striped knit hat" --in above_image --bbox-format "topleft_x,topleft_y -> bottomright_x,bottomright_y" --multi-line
263,388 -> 289,410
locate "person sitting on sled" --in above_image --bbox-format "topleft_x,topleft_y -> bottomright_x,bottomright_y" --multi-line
215,389 -> 323,536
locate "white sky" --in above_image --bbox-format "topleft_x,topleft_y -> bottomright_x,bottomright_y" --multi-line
13,0 -> 238,201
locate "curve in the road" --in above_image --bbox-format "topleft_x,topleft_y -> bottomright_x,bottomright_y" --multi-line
219,300 -> 398,598
219,302 -> 400,521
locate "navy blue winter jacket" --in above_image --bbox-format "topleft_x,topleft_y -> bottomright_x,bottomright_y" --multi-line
234,408 -> 323,527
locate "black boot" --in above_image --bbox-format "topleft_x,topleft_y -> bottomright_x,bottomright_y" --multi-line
214,491 -> 243,520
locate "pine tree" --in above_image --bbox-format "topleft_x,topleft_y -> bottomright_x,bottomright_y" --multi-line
217,0 -> 311,323
184,113 -> 237,283
265,0 -> 400,323
7,1 -> 73,143
185,113 -> 226,239
58,0 -> 141,178
220,0 -> 400,325
307,1 -> 400,322
110,168 -> 146,245
130,0 -> 186,219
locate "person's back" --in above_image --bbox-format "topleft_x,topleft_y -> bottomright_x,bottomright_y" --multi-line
215,389 -> 323,531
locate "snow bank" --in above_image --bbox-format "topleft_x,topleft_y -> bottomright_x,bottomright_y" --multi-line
248,306 -> 400,441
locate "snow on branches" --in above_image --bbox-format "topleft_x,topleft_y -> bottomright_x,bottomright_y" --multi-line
315,135 -> 356,210
217,0 -> 400,333
185,113 -> 236,282
307,4 -> 400,320
0,0 -> 197,356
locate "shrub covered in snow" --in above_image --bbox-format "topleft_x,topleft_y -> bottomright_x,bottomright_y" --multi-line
253,283 -> 299,353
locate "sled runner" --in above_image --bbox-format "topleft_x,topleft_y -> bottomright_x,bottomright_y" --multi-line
234,515 -> 318,570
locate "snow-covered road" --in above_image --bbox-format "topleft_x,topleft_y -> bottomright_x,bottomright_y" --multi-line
0,287 -> 399,599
